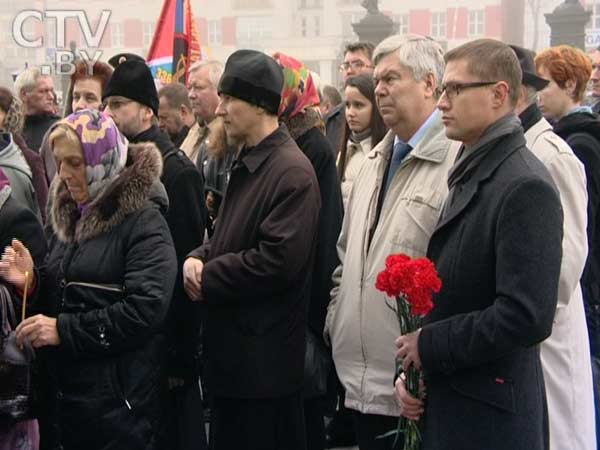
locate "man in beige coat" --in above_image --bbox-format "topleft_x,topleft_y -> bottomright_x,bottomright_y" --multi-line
325,34 -> 459,450
512,45 -> 596,450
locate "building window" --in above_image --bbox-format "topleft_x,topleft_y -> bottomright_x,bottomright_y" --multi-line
0,20 -> 12,45
208,20 -> 222,45
589,3 -> 600,29
300,16 -> 321,37
233,0 -> 272,9
111,23 -> 123,48
431,12 -> 446,38
236,16 -> 272,43
469,10 -> 484,36
395,14 -> 409,35
143,22 -> 155,47
43,21 -> 55,48
299,0 -> 323,8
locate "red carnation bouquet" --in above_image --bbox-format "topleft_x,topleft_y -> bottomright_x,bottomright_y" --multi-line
376,253 -> 442,450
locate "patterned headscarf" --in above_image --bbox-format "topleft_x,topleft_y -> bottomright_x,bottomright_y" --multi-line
273,52 -> 320,119
0,95 -> 24,135
58,109 -> 128,201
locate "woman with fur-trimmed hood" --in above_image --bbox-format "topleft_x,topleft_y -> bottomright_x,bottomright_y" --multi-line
0,109 -> 177,450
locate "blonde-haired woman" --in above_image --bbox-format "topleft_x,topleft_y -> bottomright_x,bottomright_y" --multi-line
0,109 -> 177,450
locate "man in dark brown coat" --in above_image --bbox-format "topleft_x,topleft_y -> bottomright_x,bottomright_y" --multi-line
183,50 -> 321,450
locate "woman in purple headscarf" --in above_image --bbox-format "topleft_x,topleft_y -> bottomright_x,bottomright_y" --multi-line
0,109 -> 177,450
0,167 -> 45,450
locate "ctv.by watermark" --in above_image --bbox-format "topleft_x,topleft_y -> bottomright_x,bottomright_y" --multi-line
12,10 -> 112,76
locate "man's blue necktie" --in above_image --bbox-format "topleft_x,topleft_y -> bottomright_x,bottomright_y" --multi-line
383,141 -> 411,195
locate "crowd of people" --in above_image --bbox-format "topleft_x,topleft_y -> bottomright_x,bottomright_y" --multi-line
0,33 -> 598,450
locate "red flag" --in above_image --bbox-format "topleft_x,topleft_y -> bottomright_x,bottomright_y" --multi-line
147,0 -> 203,85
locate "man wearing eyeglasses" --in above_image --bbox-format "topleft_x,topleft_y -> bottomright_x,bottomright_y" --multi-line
587,46 -> 600,113
325,34 -> 458,450
395,39 -> 564,450
324,42 -> 375,155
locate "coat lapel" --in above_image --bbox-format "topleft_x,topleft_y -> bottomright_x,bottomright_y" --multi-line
434,131 -> 525,233
434,180 -> 478,232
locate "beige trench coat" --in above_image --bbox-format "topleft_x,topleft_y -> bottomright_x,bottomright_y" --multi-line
525,117 -> 596,450
326,115 -> 459,416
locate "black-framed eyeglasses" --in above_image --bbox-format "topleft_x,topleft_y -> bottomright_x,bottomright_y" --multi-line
339,60 -> 373,72
103,98 -> 133,111
440,81 -> 499,100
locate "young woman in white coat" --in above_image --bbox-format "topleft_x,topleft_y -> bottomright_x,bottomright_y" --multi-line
337,75 -> 386,208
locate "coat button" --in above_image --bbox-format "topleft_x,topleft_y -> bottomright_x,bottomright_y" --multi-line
56,391 -> 63,400
59,279 -> 66,288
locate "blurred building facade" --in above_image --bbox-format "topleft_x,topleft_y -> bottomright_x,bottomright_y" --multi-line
195,0 -> 507,86
2,0 -> 597,91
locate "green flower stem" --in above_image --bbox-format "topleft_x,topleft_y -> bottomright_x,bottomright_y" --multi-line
395,296 -> 423,450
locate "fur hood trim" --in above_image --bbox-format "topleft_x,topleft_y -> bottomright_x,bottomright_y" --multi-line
281,108 -> 324,141
50,142 -> 163,243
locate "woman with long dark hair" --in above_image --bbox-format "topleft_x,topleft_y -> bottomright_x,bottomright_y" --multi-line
337,75 -> 386,207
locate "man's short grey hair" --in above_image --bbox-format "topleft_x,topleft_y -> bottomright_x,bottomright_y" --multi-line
14,67 -> 45,96
525,85 -> 538,105
373,34 -> 445,94
188,60 -> 224,89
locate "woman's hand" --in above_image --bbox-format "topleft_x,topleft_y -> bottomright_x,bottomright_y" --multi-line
0,239 -> 35,291
16,314 -> 60,348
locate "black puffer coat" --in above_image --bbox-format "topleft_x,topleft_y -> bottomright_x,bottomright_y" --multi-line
554,112 -> 600,309
131,126 -> 206,380
38,143 -> 177,450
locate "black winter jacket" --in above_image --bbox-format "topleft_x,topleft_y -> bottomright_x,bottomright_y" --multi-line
22,113 -> 61,154
294,127 -> 343,336
131,126 -> 207,378
554,112 -> 600,307
38,143 -> 177,450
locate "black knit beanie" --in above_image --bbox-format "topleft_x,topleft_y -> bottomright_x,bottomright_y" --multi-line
218,50 -> 283,115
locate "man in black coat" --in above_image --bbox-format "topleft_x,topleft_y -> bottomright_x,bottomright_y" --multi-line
103,61 -> 208,450
158,83 -> 196,148
183,50 -> 321,450
395,39 -> 564,450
